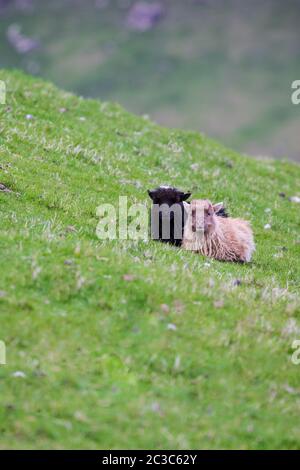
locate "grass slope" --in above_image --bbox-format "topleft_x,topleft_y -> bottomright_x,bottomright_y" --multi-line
0,70 -> 299,450
1,0 -> 300,160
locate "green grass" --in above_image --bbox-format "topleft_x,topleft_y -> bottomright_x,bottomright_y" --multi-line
1,0 -> 300,160
0,69 -> 300,450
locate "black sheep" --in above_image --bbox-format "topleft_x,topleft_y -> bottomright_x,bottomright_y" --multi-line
148,185 -> 228,246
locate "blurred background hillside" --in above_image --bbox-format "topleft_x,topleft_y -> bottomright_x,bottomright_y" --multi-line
0,0 -> 299,161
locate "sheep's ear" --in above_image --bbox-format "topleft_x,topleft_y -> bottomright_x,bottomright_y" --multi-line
148,190 -> 155,200
182,201 -> 190,211
213,202 -> 224,213
181,192 -> 191,201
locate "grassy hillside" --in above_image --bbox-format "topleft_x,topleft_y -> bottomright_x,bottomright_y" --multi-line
0,69 -> 299,450
1,0 -> 300,161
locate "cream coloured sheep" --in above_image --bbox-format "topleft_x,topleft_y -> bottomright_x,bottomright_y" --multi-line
182,199 -> 255,262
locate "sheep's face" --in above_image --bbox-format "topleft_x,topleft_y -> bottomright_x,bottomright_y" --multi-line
191,199 -> 223,235
148,186 -> 191,221
190,200 -> 213,234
